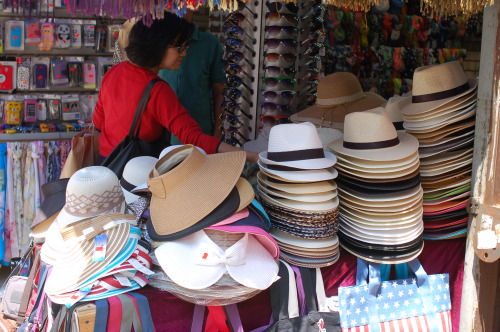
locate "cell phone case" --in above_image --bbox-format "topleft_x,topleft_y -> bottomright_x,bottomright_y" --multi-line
25,22 -> 41,45
24,100 -> 37,122
4,101 -> 23,125
36,99 -> 48,121
83,24 -> 95,47
39,23 -> 54,51
17,66 -> 30,90
7,22 -> 24,50
56,24 -> 71,48
71,24 -> 82,48
51,60 -> 69,86
95,26 -> 106,52
48,99 -> 61,121
68,62 -> 83,87
0,65 -> 14,91
34,64 -> 48,89
83,62 -> 97,89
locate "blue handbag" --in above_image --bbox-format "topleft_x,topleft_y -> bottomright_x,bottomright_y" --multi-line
338,259 -> 451,332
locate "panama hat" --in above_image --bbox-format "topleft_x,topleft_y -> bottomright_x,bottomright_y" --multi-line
335,152 -> 419,171
155,229 -> 279,290
335,160 -> 420,179
257,171 -> 336,194
329,108 -> 419,162
147,145 -> 245,237
403,93 -> 477,123
43,213 -> 136,294
290,72 -> 386,129
258,159 -> 338,182
257,183 -> 337,203
335,175 -> 420,194
54,167 -> 125,229
259,122 -> 337,169
270,228 -> 338,249
317,127 -> 343,150
258,189 -> 339,212
120,156 -> 158,205
400,61 -> 478,116
404,102 -> 476,130
337,167 -> 421,184
385,95 -> 410,131
412,121 -> 475,142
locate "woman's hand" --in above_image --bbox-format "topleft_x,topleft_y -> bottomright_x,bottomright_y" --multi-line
217,142 -> 259,163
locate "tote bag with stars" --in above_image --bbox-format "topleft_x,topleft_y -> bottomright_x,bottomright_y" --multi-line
338,259 -> 451,332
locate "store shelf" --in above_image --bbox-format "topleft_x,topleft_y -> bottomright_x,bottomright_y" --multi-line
0,132 -> 78,141
2,50 -> 114,57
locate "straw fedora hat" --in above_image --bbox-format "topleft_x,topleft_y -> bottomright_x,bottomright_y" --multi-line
257,159 -> 338,182
257,183 -> 337,203
403,91 -> 477,122
335,151 -> 419,168
400,61 -> 478,116
147,145 -> 245,237
258,189 -> 339,212
329,108 -> 419,162
120,156 -> 158,205
256,171 -> 337,194
385,95 -> 410,131
54,166 -> 125,229
259,122 -> 337,169
290,72 -> 386,129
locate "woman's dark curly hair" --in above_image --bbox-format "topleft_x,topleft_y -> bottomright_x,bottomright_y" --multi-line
126,12 -> 194,68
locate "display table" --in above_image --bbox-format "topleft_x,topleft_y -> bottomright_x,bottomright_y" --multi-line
137,238 -> 465,331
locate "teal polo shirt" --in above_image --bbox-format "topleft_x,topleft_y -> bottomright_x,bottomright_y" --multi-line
159,30 -> 226,145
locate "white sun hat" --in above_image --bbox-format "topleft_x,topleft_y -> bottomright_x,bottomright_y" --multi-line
120,156 -> 158,205
259,122 -> 336,170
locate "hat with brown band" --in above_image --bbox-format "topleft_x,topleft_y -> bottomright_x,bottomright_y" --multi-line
147,145 -> 246,237
290,72 -> 386,129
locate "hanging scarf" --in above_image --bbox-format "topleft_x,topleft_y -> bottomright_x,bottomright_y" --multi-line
5,143 -> 20,261
0,144 -> 7,264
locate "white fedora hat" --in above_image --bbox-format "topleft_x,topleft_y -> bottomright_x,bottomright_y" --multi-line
329,108 -> 419,162
257,159 -> 338,182
258,189 -> 339,212
120,156 -> 158,205
256,171 -> 337,194
335,151 -> 419,169
259,122 -> 337,170
55,166 -> 125,229
257,184 -> 337,203
400,61 -> 478,116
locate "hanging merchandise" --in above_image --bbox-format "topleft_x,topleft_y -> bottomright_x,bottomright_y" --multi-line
5,20 -> 25,51
25,21 -> 41,45
39,22 -> 55,51
0,61 -> 17,94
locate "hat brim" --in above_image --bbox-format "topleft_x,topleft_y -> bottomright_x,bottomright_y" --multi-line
270,228 -> 338,249
329,132 -> 419,162
340,206 -> 422,225
405,103 -> 476,130
403,92 -> 477,121
259,150 -> 337,170
340,222 -> 423,246
338,185 -> 423,205
290,92 -> 387,129
30,211 -> 60,243
257,171 -> 337,194
335,160 -> 420,179
257,183 -> 337,203
335,152 -> 419,170
258,190 -> 339,212
401,79 -> 478,116
336,174 -> 421,192
258,159 -> 338,182
235,178 -> 255,211
406,108 -> 476,134
280,250 -> 339,268
411,121 -> 475,141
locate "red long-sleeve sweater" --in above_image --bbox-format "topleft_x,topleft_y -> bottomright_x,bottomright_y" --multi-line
93,61 -> 221,157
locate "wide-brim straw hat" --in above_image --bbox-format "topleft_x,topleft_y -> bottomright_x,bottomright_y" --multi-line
31,178 -> 69,230
155,229 -> 279,291
257,159 -> 338,182
338,185 -> 423,206
336,174 -> 421,193
270,228 -> 338,250
329,108 -> 419,162
256,171 -> 337,194
400,61 -> 478,116
403,91 -> 477,122
54,166 -> 125,230
257,183 -> 337,203
43,213 -> 136,294
290,72 -> 386,129
147,145 -> 245,237
404,102 -> 476,131
385,95 -> 410,131
335,151 -> 419,169
259,122 -> 337,170
120,156 -> 158,205
335,159 -> 420,179
258,189 -> 339,212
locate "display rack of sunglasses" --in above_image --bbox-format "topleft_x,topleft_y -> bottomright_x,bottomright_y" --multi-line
221,0 -> 326,145
208,8 -> 232,44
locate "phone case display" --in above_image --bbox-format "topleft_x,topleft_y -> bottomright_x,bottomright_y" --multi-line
5,20 -> 25,51
62,94 -> 80,120
95,25 -> 107,53
16,58 -> 31,90
55,23 -> 72,48
107,25 -> 121,53
47,97 -> 62,121
31,58 -> 50,89
83,23 -> 96,47
71,22 -> 83,48
83,62 -> 97,89
0,61 -> 17,93
51,59 -> 69,85
36,99 -> 48,121
24,99 -> 37,122
4,101 -> 23,125
25,21 -> 41,45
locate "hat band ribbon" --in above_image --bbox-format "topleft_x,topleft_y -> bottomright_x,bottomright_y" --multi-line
343,137 -> 400,150
267,148 -> 325,162
412,81 -> 470,103
393,121 -> 405,130
315,91 -> 364,106
263,163 -> 305,172
120,178 -> 138,193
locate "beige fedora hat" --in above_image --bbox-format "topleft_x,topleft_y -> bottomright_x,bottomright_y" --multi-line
290,72 -> 386,129
385,95 -> 410,131
416,121 -> 475,144
403,92 -> 477,122
335,151 -> 419,168
335,154 -> 420,173
335,158 -> 420,178
257,183 -> 337,203
420,148 -> 473,167
400,61 -> 478,116
256,171 -> 337,194
258,189 -> 339,212
147,145 -> 246,237
329,108 -> 419,162
403,102 -> 476,131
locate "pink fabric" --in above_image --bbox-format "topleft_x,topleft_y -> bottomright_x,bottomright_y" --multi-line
138,238 -> 465,331
211,208 -> 249,226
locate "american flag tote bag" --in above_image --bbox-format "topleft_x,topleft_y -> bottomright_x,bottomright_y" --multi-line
338,259 -> 451,332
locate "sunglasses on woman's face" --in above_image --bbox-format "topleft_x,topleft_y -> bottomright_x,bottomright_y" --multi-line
262,90 -> 296,103
264,39 -> 298,50
265,13 -> 299,25
264,53 -> 297,63
225,38 -> 256,56
224,63 -> 254,81
223,87 -> 253,106
221,101 -> 253,119
264,26 -> 299,37
264,65 -> 297,77
261,115 -> 291,126
226,75 -> 254,94
266,1 -> 299,14
262,77 -> 297,88
224,51 -> 255,69
261,102 -> 294,114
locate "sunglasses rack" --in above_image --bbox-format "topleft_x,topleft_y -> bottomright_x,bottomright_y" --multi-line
220,1 -> 264,147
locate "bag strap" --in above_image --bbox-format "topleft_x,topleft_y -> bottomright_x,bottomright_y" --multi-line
129,78 -> 162,138
16,246 -> 42,324
298,267 -> 317,314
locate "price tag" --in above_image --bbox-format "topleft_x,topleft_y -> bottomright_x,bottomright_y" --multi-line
478,214 -> 497,249
92,234 -> 107,262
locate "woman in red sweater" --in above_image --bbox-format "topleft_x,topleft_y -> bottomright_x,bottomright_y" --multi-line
93,12 -> 257,162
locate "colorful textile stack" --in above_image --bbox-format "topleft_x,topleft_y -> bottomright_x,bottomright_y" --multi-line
257,122 -> 340,268
143,145 -> 280,306
40,167 -> 154,306
401,61 -> 477,240
329,108 -> 425,263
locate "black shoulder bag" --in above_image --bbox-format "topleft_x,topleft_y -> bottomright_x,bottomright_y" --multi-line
101,78 -> 170,178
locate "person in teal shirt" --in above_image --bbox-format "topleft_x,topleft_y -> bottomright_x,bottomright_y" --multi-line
159,10 -> 226,144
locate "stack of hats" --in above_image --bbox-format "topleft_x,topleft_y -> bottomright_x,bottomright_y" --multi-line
41,167 -> 154,306
257,122 -> 340,268
144,145 -> 280,305
329,108 -> 425,264
401,61 -> 477,239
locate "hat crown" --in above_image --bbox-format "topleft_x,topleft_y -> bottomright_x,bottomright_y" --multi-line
385,95 -> 410,123
122,156 -> 157,187
343,108 -> 397,144
42,178 -> 69,198
268,122 -> 322,153
316,72 -> 364,106
412,61 -> 467,98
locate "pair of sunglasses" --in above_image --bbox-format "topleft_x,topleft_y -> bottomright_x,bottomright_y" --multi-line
264,65 -> 297,77
262,77 -> 297,88
224,51 -> 255,69
224,63 -> 253,81
266,1 -> 299,14
223,23 -> 257,43
264,53 -> 297,63
221,101 -> 253,120
265,26 -> 299,37
226,75 -> 254,94
264,39 -> 298,49
225,38 -> 256,56
261,115 -> 290,126
262,90 -> 296,103
223,87 -> 253,106
261,102 -> 294,114
265,13 -> 299,25
222,126 -> 250,141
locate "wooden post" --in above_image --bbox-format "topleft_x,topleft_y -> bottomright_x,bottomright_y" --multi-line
461,1 -> 500,331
